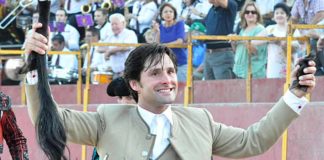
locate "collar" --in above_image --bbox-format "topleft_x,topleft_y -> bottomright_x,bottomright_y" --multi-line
137,105 -> 173,129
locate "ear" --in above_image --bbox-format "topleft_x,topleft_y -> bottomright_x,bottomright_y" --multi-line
129,80 -> 140,93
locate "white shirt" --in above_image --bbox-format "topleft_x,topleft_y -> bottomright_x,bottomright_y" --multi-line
82,46 -> 107,71
138,106 -> 173,160
50,47 -> 78,71
180,2 -> 211,21
64,0 -> 88,14
129,1 -> 158,33
96,22 -> 112,41
256,0 -> 284,15
103,29 -> 138,73
50,24 -> 80,51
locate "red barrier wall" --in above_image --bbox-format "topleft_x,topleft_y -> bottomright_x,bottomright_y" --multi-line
1,102 -> 324,159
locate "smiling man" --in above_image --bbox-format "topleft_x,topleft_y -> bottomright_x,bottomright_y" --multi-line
24,22 -> 317,160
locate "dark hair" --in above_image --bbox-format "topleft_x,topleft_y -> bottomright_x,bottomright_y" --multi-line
86,27 -> 100,40
56,9 -> 67,17
159,3 -> 177,21
95,8 -> 108,17
274,2 -> 291,17
124,43 -> 177,99
30,2 -> 69,160
51,34 -> 65,44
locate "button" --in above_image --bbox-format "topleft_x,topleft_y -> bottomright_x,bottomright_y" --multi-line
142,151 -> 148,157
146,134 -> 152,140
298,106 -> 302,109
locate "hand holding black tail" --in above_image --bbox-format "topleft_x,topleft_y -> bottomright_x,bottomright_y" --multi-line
290,54 -> 316,92
27,1 -> 69,159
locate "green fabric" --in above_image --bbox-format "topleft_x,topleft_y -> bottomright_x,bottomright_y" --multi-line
233,24 -> 267,78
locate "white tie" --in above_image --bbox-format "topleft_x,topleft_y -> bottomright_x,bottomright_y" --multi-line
152,115 -> 165,159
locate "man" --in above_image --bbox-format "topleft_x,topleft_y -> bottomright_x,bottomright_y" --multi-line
0,92 -> 29,160
99,13 -> 138,79
51,9 -> 80,51
94,9 -> 112,41
82,27 -> 109,83
25,22 -> 316,159
204,0 -> 237,80
50,34 -> 78,73
290,0 -> 324,25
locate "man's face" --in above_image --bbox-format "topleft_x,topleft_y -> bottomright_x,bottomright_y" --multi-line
111,18 -> 125,35
130,54 -> 178,113
94,11 -> 106,26
55,10 -> 67,23
51,40 -> 64,51
85,31 -> 99,43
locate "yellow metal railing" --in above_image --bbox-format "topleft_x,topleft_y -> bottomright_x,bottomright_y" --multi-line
0,50 -> 82,104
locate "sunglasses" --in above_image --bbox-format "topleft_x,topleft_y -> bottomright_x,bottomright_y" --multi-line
244,10 -> 257,15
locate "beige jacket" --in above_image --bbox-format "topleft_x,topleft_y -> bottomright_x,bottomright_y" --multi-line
26,85 -> 299,160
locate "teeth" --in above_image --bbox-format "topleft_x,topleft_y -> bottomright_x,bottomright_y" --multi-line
158,89 -> 171,93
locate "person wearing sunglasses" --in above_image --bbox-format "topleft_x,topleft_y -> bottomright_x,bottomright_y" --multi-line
232,1 -> 267,79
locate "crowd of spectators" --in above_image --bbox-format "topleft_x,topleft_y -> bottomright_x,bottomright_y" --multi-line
0,0 -> 324,85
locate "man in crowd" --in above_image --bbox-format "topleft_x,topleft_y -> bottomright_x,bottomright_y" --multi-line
51,9 -> 80,51
204,0 -> 237,80
50,34 -> 78,76
99,13 -> 138,79
94,8 -> 112,41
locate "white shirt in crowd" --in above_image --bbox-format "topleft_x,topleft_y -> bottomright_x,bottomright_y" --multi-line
50,47 -> 78,71
82,46 -> 108,71
129,1 -> 158,33
50,24 -> 80,51
103,28 -> 138,73
96,22 -> 112,41
255,0 -> 284,15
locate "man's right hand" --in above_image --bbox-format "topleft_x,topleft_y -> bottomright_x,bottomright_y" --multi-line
25,23 -> 49,55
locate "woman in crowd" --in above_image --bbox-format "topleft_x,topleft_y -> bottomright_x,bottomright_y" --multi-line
152,3 -> 188,82
232,1 -> 267,78
253,3 -> 301,78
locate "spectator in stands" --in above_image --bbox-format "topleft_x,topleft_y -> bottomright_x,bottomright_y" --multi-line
254,2 -> 301,78
290,0 -> 324,25
25,26 -> 317,159
63,0 -> 88,40
204,0 -> 237,80
94,8 -> 112,41
51,9 -> 80,51
50,34 -> 78,79
152,3 -> 188,82
127,0 -> 158,42
100,13 -> 138,79
179,0 -> 210,26
232,1 -> 267,78
82,27 -> 108,83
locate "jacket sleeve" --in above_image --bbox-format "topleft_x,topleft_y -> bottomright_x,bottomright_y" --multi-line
25,84 -> 104,146
210,98 -> 299,158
